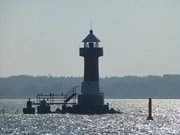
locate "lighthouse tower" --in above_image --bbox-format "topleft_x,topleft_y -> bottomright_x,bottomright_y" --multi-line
77,29 -> 108,113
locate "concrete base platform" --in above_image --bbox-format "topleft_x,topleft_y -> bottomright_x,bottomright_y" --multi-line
56,104 -> 120,114
55,94 -> 120,114
78,94 -> 104,106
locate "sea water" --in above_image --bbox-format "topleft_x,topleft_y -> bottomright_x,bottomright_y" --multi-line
0,99 -> 180,135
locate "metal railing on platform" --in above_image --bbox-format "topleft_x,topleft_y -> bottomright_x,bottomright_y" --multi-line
31,85 -> 79,106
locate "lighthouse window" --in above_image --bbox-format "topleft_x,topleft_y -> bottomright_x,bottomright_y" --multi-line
88,42 -> 94,48
84,43 -> 89,48
95,43 -> 99,48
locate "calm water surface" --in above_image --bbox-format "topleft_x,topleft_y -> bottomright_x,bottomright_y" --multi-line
0,99 -> 180,135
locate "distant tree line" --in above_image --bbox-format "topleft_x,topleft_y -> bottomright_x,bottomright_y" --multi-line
0,75 -> 180,98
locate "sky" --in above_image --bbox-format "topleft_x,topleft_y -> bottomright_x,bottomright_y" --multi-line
0,0 -> 180,77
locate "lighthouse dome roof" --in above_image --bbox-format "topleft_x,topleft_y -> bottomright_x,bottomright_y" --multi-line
82,30 -> 100,43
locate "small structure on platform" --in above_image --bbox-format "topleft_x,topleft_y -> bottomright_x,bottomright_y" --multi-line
147,98 -> 153,120
23,29 -> 119,114
23,98 -> 35,114
23,86 -> 78,114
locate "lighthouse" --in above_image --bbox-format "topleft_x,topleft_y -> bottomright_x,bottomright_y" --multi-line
22,29 -> 119,114
77,29 -> 108,114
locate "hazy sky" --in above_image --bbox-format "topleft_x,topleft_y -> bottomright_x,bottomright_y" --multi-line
0,0 -> 180,77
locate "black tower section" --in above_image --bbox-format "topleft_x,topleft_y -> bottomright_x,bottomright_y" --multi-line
76,29 -> 108,114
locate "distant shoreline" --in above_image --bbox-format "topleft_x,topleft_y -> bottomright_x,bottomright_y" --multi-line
0,96 -> 180,100
1,75 -> 180,99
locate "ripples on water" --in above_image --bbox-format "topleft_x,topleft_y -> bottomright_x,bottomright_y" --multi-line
0,99 -> 180,135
